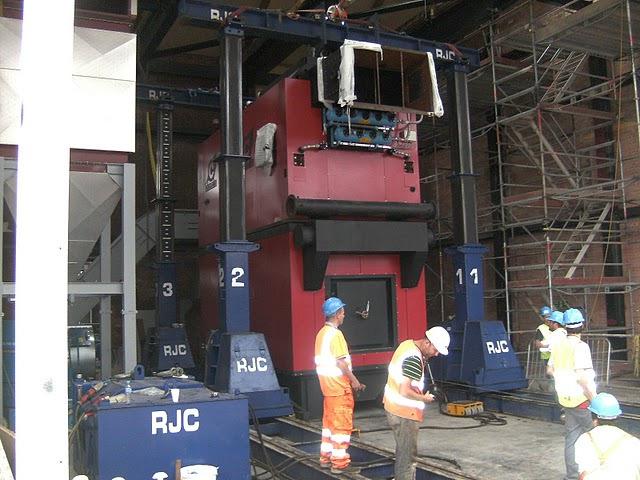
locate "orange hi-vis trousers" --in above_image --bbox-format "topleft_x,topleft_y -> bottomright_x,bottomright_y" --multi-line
319,391 -> 354,470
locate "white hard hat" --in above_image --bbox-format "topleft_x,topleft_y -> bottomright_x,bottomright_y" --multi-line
425,326 -> 450,355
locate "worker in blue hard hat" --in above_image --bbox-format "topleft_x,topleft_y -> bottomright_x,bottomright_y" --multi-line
315,297 -> 365,474
575,392 -> 640,479
534,306 -> 553,362
547,308 -> 597,480
536,310 -> 567,392
541,310 -> 567,352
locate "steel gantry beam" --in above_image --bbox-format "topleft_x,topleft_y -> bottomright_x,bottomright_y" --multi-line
177,0 -> 480,68
137,83 -> 253,109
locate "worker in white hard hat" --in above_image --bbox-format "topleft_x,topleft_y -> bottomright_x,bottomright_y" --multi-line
575,392 -> 640,479
383,326 -> 450,480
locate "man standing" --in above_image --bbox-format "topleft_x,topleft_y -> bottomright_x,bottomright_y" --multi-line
535,305 -> 553,362
383,326 -> 450,480
547,308 -> 597,480
315,297 -> 365,474
535,309 -> 566,392
575,392 -> 640,479
542,310 -> 567,352
538,310 -> 568,394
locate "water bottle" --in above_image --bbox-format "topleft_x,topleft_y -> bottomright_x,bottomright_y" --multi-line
124,380 -> 132,404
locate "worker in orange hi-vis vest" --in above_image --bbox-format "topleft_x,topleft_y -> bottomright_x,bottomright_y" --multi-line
383,326 -> 450,480
315,297 -> 366,475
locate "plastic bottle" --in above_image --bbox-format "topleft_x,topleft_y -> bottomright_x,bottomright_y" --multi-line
124,380 -> 132,404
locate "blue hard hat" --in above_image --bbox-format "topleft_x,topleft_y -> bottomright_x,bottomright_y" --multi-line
563,308 -> 584,327
588,393 -> 622,419
323,297 -> 346,317
540,306 -> 552,317
549,311 -> 564,325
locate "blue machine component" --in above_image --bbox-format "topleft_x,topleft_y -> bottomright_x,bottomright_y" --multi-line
72,376 -> 249,480
324,105 -> 396,148
328,125 -> 393,147
145,324 -> 196,371
156,262 -> 178,327
432,245 -> 527,391
324,106 -> 397,128
205,241 -> 293,419
460,321 -> 526,389
205,331 -> 292,419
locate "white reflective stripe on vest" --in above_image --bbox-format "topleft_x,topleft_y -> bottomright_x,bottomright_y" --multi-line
316,364 -> 343,377
384,385 -> 425,410
315,327 -> 350,377
388,361 -> 423,387
410,379 -> 425,390
387,362 -> 405,383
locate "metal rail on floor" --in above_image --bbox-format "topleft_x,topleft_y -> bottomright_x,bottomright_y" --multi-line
250,416 -> 480,480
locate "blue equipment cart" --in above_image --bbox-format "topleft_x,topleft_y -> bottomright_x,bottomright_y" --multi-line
71,377 -> 249,480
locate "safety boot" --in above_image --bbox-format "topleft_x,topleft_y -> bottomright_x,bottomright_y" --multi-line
331,464 -> 361,474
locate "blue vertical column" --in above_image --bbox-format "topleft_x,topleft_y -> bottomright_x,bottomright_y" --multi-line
449,245 -> 487,326
156,263 -> 177,327
155,101 -> 177,329
214,241 -> 259,333
444,244 -> 487,382
204,27 -> 292,417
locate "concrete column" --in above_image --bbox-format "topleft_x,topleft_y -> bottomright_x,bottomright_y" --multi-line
15,1 -> 75,477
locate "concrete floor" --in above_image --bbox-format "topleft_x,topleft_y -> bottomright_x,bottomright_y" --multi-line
312,401 -> 568,480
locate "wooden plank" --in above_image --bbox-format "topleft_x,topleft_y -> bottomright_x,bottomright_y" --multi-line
0,425 -> 15,480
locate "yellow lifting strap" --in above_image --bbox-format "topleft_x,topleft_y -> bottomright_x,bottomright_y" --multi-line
587,429 -> 634,465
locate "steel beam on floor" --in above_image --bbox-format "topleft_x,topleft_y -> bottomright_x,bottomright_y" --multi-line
251,416 -> 479,479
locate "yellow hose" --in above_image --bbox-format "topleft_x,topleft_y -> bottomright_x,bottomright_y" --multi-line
145,112 -> 157,185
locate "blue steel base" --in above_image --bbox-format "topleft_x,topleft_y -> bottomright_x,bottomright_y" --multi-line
205,330 -> 293,420
430,320 -> 527,392
72,377 -> 249,480
460,321 -> 528,391
144,324 -> 196,372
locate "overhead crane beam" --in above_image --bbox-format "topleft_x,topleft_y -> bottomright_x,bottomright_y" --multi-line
177,0 -> 480,68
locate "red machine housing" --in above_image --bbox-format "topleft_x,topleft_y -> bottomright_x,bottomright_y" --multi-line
198,78 -> 430,416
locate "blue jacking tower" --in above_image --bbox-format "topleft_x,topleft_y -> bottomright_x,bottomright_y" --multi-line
432,67 -> 527,391
202,27 -> 292,419
143,96 -> 195,372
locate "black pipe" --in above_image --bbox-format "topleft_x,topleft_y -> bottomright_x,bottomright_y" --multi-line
447,66 -> 478,244
219,27 -> 247,241
286,196 -> 436,220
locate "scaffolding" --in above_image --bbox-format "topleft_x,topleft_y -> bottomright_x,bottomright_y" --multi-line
422,0 -> 640,364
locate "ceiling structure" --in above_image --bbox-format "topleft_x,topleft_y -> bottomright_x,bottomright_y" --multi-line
132,0 -> 506,91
